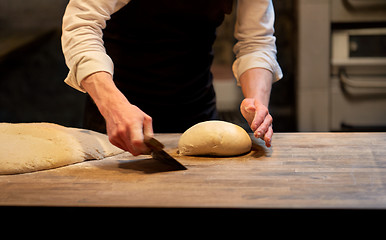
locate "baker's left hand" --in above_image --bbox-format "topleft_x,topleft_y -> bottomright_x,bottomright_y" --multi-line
240,98 -> 273,147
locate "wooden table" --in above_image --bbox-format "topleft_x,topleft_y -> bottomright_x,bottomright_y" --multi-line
1,133 -> 386,210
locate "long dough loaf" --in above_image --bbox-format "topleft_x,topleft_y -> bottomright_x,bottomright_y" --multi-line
0,122 -> 124,174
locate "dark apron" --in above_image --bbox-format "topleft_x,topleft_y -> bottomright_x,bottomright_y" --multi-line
84,0 -> 233,133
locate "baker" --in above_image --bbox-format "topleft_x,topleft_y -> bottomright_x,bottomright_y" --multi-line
61,0 -> 282,156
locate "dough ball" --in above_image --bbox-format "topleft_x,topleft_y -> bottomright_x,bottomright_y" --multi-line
0,123 -> 124,174
178,120 -> 252,156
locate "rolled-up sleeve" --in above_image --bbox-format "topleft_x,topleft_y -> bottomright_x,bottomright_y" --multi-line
61,0 -> 130,92
232,0 -> 283,84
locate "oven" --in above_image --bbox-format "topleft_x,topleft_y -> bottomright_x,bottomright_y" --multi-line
296,0 -> 386,132
330,27 -> 386,131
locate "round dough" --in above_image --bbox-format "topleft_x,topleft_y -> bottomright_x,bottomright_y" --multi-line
0,123 -> 124,174
178,120 -> 252,156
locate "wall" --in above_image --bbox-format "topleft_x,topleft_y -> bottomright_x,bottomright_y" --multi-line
0,0 -> 86,127
0,0 -> 68,32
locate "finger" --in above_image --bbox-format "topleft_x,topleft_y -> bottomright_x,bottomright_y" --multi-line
127,125 -> 146,156
108,124 -> 142,156
255,113 -> 273,139
264,125 -> 273,148
251,106 -> 269,132
109,137 -> 127,152
142,114 -> 153,155
143,114 -> 153,137
108,128 -> 130,152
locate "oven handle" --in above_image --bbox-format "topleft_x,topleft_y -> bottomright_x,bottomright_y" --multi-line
343,0 -> 386,10
339,69 -> 386,89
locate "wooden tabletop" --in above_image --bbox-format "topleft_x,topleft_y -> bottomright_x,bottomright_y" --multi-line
1,132 -> 386,209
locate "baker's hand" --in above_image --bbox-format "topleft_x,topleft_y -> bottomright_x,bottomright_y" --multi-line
240,98 -> 273,147
103,100 -> 153,156
81,71 -> 153,156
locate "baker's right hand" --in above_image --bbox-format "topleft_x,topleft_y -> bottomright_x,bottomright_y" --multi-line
103,101 -> 153,156
81,72 -> 153,156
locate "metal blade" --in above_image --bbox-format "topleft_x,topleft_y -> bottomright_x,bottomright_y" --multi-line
151,150 -> 187,170
144,136 -> 187,171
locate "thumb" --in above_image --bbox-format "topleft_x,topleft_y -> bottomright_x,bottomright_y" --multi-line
240,98 -> 257,128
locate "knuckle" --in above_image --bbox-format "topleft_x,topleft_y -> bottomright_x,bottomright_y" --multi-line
131,138 -> 143,148
266,114 -> 273,123
130,150 -> 140,156
108,131 -> 120,142
108,135 -> 115,143
145,115 -> 152,123
108,137 -> 118,146
257,108 -> 268,118
110,126 -> 125,137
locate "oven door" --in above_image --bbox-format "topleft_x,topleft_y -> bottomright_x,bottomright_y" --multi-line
330,28 -> 386,131
332,0 -> 386,22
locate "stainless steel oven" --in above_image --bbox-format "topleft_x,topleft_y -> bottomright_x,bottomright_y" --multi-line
331,27 -> 386,131
296,0 -> 386,132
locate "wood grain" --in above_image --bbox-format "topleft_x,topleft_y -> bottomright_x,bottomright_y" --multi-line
1,132 -> 386,209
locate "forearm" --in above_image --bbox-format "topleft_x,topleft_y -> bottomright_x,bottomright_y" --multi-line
81,72 -> 128,118
81,71 -> 153,155
239,68 -> 274,147
239,68 -> 273,107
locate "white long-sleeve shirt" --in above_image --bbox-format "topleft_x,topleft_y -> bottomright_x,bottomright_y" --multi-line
61,0 -> 282,92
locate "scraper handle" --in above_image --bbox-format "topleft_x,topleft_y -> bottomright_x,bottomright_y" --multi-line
144,135 -> 165,152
